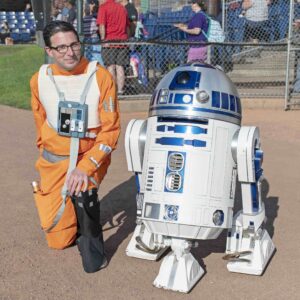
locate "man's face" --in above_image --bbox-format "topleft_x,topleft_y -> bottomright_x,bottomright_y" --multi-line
45,31 -> 81,71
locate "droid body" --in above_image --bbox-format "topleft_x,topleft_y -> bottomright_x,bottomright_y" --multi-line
125,62 -> 275,293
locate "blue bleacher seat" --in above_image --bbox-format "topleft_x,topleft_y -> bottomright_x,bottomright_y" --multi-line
17,15 -> 26,21
18,24 -> 26,30
18,19 -> 28,25
27,19 -> 35,28
7,15 -> 16,21
21,29 -> 31,42
10,29 -> 21,42
7,11 -> 16,17
8,23 -> 16,29
8,19 -> 18,25
26,14 -> 35,21
30,28 -> 36,36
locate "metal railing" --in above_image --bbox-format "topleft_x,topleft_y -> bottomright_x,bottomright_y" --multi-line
83,39 -> 287,101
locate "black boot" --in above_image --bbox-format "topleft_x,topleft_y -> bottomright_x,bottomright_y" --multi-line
72,189 -> 107,273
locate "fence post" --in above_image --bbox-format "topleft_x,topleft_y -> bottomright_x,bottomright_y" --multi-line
284,0 -> 295,110
76,0 -> 84,41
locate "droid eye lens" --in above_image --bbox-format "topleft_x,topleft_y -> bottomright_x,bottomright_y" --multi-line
176,72 -> 190,84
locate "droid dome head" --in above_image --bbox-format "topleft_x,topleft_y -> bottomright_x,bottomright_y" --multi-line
149,61 -> 241,125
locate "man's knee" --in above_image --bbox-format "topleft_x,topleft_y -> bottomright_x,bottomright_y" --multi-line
46,226 -> 77,250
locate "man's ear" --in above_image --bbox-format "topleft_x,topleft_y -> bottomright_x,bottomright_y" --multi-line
45,47 -> 53,58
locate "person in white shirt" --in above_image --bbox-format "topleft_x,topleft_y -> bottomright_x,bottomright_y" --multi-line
242,0 -> 271,42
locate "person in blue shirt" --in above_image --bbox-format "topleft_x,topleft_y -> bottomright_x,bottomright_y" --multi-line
174,0 -> 209,62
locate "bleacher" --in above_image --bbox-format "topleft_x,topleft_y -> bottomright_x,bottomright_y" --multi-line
227,0 -> 290,44
141,0 -> 290,44
142,6 -> 193,41
0,11 -> 36,44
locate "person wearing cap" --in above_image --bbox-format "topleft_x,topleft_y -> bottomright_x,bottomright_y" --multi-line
174,0 -> 209,62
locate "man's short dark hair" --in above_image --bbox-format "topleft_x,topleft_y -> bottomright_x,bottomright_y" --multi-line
43,21 -> 79,47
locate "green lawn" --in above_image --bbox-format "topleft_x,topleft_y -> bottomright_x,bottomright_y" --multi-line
0,45 -> 44,109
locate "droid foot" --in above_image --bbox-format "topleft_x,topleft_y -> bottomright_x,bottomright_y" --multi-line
226,229 -> 275,275
153,239 -> 204,293
126,222 -> 168,261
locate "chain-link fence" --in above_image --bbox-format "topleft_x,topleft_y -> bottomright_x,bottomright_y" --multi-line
2,1 -> 297,107
285,0 -> 300,109
82,0 -> 291,104
84,40 -> 287,100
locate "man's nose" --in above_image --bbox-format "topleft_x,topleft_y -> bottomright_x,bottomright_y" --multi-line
66,45 -> 75,56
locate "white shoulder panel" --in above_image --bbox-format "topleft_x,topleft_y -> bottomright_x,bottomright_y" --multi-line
237,126 -> 260,182
125,119 -> 147,172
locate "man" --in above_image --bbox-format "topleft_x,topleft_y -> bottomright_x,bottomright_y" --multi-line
119,0 -> 138,38
30,21 -> 120,273
97,0 -> 130,95
80,2 -> 104,65
242,0 -> 271,42
52,0 -> 65,21
66,0 -> 77,25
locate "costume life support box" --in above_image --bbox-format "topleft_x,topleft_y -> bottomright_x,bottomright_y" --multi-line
58,101 -> 88,138
124,62 -> 275,293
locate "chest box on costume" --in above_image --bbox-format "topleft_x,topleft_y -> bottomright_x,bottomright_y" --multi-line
58,101 -> 88,138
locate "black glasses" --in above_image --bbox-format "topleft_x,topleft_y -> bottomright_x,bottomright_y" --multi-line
49,41 -> 81,54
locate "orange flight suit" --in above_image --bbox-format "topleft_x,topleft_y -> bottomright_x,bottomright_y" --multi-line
30,58 -> 120,250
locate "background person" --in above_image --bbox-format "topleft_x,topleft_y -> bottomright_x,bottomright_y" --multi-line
30,20 -> 120,273
81,2 -> 104,65
0,21 -> 10,44
97,0 -> 130,95
61,0 -> 70,22
174,0 -> 209,62
52,0 -> 65,21
66,0 -> 77,25
119,0 -> 138,38
242,0 -> 271,42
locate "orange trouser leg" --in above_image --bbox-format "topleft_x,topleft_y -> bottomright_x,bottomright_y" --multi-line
34,156 -> 77,250
34,187 -> 77,249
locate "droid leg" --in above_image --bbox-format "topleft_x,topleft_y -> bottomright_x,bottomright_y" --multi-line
153,238 -> 204,293
126,220 -> 168,260
225,127 -> 275,275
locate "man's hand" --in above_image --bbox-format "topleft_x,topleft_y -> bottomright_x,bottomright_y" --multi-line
66,168 -> 88,196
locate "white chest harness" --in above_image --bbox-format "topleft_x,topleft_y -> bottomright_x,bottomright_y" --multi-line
41,63 -> 100,232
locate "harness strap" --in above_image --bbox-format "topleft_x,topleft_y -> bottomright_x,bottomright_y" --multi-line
45,137 -> 79,233
47,68 -> 65,101
80,67 -> 98,105
42,148 -> 69,163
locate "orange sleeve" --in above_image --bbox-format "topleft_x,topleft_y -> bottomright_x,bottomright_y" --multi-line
30,72 -> 46,151
77,67 -> 121,177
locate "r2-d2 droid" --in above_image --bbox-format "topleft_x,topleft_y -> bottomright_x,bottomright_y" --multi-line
125,62 -> 275,293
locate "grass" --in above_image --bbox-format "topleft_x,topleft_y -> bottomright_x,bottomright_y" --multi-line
0,44 -> 44,109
